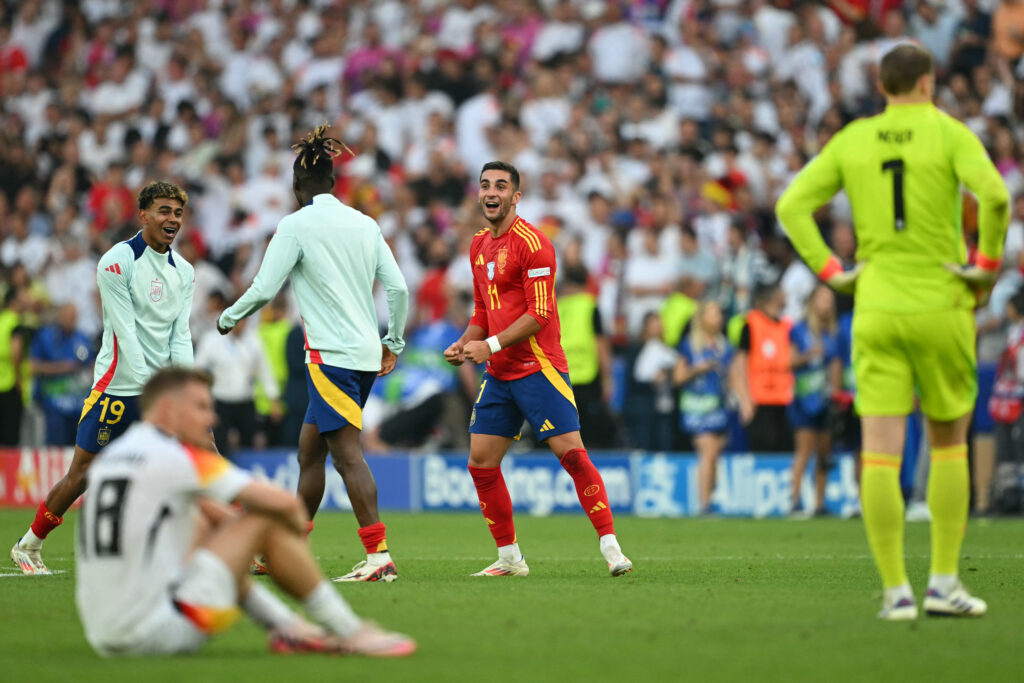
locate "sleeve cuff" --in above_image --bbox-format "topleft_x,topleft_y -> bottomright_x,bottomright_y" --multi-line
816,255 -> 843,281
976,252 -> 1000,272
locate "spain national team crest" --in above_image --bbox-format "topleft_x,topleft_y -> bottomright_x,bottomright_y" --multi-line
496,246 -> 509,274
97,427 -> 111,447
150,278 -> 164,302
470,407 -> 477,427
486,263 -> 495,281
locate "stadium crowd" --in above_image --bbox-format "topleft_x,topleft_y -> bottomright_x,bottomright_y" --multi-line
1,0 -> 1023,512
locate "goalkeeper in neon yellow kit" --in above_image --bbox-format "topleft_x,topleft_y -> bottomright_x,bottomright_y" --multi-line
775,44 -> 1010,620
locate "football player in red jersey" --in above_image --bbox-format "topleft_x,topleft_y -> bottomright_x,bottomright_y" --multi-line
444,161 -> 632,577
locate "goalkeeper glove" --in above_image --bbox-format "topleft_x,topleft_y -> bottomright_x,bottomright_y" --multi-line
943,254 -> 1000,305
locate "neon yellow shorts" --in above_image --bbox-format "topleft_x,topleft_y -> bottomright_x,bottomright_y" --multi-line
852,308 -> 976,421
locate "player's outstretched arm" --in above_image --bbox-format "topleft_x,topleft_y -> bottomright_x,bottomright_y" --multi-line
775,135 -> 862,294
375,231 -> 409,356
96,252 -> 149,381
219,231 -> 302,334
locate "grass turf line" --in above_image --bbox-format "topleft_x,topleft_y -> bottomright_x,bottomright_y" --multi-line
0,509 -> 1021,682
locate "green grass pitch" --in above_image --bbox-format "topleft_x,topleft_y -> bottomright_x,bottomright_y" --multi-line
1,509 -> 1021,682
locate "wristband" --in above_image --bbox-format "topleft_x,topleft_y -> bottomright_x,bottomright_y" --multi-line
486,336 -> 502,354
816,254 -> 843,281
976,252 -> 1000,272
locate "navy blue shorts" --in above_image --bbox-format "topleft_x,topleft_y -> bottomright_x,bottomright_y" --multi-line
788,402 -> 828,431
469,370 -> 580,440
304,363 -> 377,433
76,391 -> 140,452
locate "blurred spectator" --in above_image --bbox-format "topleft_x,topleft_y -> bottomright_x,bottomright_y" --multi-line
85,162 -> 134,235
989,286 -> 1024,514
628,311 -> 678,451
254,293 -> 293,447
674,301 -> 733,514
992,0 -> 1024,65
280,321 -> 310,446
194,316 -> 280,455
733,283 -> 794,452
623,226 -> 676,337
910,0 -> 960,70
787,285 -> 841,516
363,321 -> 466,452
559,264 -> 618,449
29,303 -> 93,446
1,217 -> 51,276
0,287 -> 28,446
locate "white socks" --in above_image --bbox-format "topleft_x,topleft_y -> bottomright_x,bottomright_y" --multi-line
884,583 -> 914,605
242,583 -> 299,631
599,534 -> 622,559
302,581 -> 362,638
498,542 -> 522,562
928,574 -> 958,595
20,529 -> 43,550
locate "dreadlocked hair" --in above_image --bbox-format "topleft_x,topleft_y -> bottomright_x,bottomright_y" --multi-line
291,123 -> 351,186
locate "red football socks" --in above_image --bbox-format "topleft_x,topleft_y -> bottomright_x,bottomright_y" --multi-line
469,465 -> 516,546
560,448 -> 616,536
30,503 -> 62,540
357,522 -> 388,554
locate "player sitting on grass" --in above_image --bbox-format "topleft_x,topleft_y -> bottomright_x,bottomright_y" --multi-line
74,367 -> 415,657
776,43 -> 1009,619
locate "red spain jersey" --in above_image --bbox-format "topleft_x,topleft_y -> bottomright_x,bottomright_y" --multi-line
468,216 -> 568,381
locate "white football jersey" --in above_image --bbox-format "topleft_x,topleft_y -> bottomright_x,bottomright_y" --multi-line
75,422 -> 251,652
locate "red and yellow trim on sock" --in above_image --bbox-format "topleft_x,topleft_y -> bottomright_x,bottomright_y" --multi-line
931,444 -> 967,462
173,600 -> 241,634
862,452 -> 902,469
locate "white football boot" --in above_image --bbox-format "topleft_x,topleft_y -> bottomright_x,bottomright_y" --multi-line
924,582 -> 987,617
471,556 -> 530,576
10,538 -> 51,575
332,553 -> 398,583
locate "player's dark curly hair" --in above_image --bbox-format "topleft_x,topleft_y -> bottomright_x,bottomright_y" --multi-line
137,181 -> 188,210
480,161 -> 520,191
292,123 -> 351,189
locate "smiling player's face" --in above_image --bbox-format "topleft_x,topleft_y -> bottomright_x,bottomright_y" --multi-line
478,171 -> 521,226
139,198 -> 184,253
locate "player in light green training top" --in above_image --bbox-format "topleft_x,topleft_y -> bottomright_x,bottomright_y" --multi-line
775,44 -> 1009,621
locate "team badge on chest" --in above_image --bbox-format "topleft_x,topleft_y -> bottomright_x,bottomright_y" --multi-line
150,278 -> 164,302
496,246 -> 509,274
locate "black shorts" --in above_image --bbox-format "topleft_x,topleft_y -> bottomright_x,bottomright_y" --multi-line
828,402 -> 862,450
746,404 -> 793,453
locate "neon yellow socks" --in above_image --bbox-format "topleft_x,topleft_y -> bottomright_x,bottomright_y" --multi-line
927,444 -> 969,577
861,452 -> 908,589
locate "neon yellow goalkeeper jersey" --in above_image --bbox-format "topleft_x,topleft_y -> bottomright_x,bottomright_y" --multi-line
776,102 -> 1009,313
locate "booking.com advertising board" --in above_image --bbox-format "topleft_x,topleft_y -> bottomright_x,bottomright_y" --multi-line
0,448 -> 860,518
